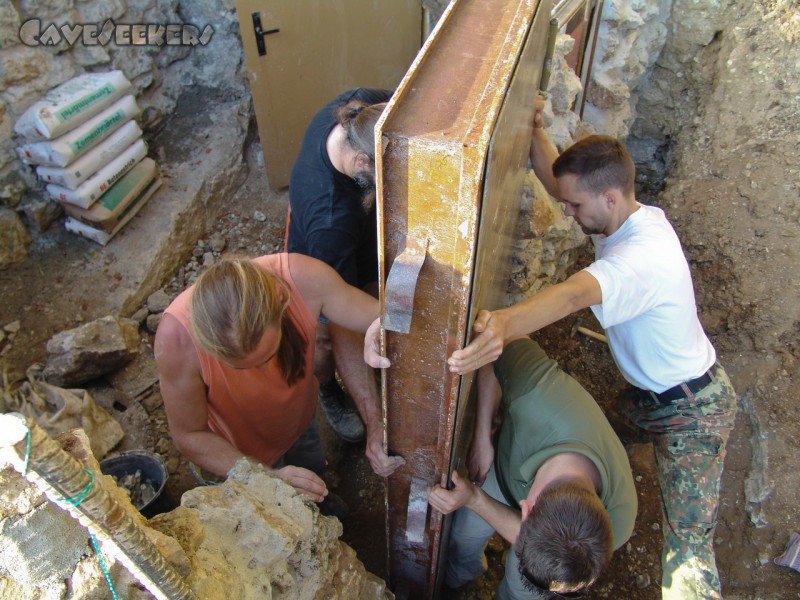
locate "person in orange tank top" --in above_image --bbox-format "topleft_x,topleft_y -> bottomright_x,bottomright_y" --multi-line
156,253 -> 404,507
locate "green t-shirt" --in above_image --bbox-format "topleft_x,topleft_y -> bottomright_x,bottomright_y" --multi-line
493,338 -> 637,549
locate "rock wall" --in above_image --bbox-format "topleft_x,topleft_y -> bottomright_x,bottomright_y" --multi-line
0,0 -> 250,268
507,31 -> 590,302
581,0 -> 670,141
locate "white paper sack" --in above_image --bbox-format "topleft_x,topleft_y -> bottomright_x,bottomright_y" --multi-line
36,120 -> 143,189
64,178 -> 162,246
14,70 -> 132,140
16,95 -> 140,167
47,139 -> 147,208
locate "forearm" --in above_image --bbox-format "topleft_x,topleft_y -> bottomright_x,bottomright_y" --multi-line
530,127 -> 560,198
332,323 -> 405,476
468,488 -> 522,545
172,429 -> 247,477
493,272 -> 599,342
330,324 -> 383,431
474,364 -> 501,441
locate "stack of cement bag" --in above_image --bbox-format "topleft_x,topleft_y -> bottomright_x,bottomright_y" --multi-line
15,70 -> 162,245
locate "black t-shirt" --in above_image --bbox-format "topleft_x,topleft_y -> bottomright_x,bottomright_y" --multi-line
287,88 -> 392,288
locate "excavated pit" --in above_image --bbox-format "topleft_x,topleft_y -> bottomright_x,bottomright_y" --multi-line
1,0 -> 799,597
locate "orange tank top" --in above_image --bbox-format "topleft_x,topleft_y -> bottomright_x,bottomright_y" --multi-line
164,253 -> 318,467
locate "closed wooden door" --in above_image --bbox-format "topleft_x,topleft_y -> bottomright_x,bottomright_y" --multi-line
234,1 -> 423,189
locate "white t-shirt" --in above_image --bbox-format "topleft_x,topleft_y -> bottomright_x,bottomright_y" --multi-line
583,204 -> 716,392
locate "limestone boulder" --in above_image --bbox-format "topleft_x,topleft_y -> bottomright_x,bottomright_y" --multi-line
19,195 -> 62,233
151,458 -> 394,599
43,316 -> 140,386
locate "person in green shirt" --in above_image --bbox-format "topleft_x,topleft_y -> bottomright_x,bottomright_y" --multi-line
428,337 -> 637,599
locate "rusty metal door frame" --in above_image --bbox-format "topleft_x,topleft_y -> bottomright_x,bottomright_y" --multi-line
375,0 -> 552,597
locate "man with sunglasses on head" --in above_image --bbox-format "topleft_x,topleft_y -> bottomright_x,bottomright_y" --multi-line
287,88 -> 393,475
428,337 -> 637,599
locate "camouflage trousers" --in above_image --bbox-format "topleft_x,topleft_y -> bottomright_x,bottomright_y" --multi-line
626,364 -> 737,600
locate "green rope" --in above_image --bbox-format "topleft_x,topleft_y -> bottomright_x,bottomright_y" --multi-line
22,424 -> 31,476
90,533 -> 119,600
60,468 -> 95,506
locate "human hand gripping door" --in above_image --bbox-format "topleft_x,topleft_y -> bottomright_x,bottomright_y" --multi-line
427,470 -> 481,515
360,317 -> 405,477
363,317 -> 390,368
447,310 -> 508,375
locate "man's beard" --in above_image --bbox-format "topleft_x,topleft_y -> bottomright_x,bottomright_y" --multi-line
353,169 -> 376,212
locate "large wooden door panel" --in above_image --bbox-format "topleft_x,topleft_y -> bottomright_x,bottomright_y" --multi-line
235,1 -> 423,189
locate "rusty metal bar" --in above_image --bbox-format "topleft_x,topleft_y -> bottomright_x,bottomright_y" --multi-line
0,413 -> 195,600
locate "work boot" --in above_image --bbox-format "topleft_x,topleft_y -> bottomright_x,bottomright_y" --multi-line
318,380 -> 365,443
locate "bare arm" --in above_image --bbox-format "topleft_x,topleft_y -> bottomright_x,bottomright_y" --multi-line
447,270 -> 602,374
467,363 -> 503,486
289,254 -> 403,476
428,470 -> 523,545
154,314 -> 328,501
288,253 -> 380,333
530,99 -> 560,198
330,322 -> 404,477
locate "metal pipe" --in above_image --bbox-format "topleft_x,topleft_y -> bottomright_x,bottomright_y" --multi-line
0,413 -> 195,600
540,17 -> 560,94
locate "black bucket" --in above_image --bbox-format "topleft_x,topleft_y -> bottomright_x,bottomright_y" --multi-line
100,450 -> 168,517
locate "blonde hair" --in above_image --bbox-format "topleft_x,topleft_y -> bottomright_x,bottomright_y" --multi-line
189,258 -> 307,384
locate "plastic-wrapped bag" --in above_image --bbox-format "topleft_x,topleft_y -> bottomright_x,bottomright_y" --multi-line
14,70 -> 132,141
3,366 -> 124,460
46,138 -> 147,208
17,94 -> 140,167
64,176 -> 162,245
61,158 -> 158,231
36,120 -> 143,189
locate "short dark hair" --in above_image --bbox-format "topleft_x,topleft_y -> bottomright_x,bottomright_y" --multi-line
552,135 -> 635,197
515,480 -> 613,595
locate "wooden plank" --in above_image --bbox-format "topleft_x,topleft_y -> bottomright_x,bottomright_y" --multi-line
375,0 -> 551,597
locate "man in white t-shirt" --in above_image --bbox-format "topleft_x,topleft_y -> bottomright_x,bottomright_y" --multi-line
441,130 -> 737,599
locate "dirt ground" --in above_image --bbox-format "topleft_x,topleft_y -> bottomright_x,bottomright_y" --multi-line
0,137 -> 793,600
2,1 -> 799,597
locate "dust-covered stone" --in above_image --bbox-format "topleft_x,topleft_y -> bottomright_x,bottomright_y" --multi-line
43,316 -> 140,386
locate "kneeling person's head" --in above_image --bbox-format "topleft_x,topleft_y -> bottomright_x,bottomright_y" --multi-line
516,480 -> 613,597
190,258 -> 307,385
